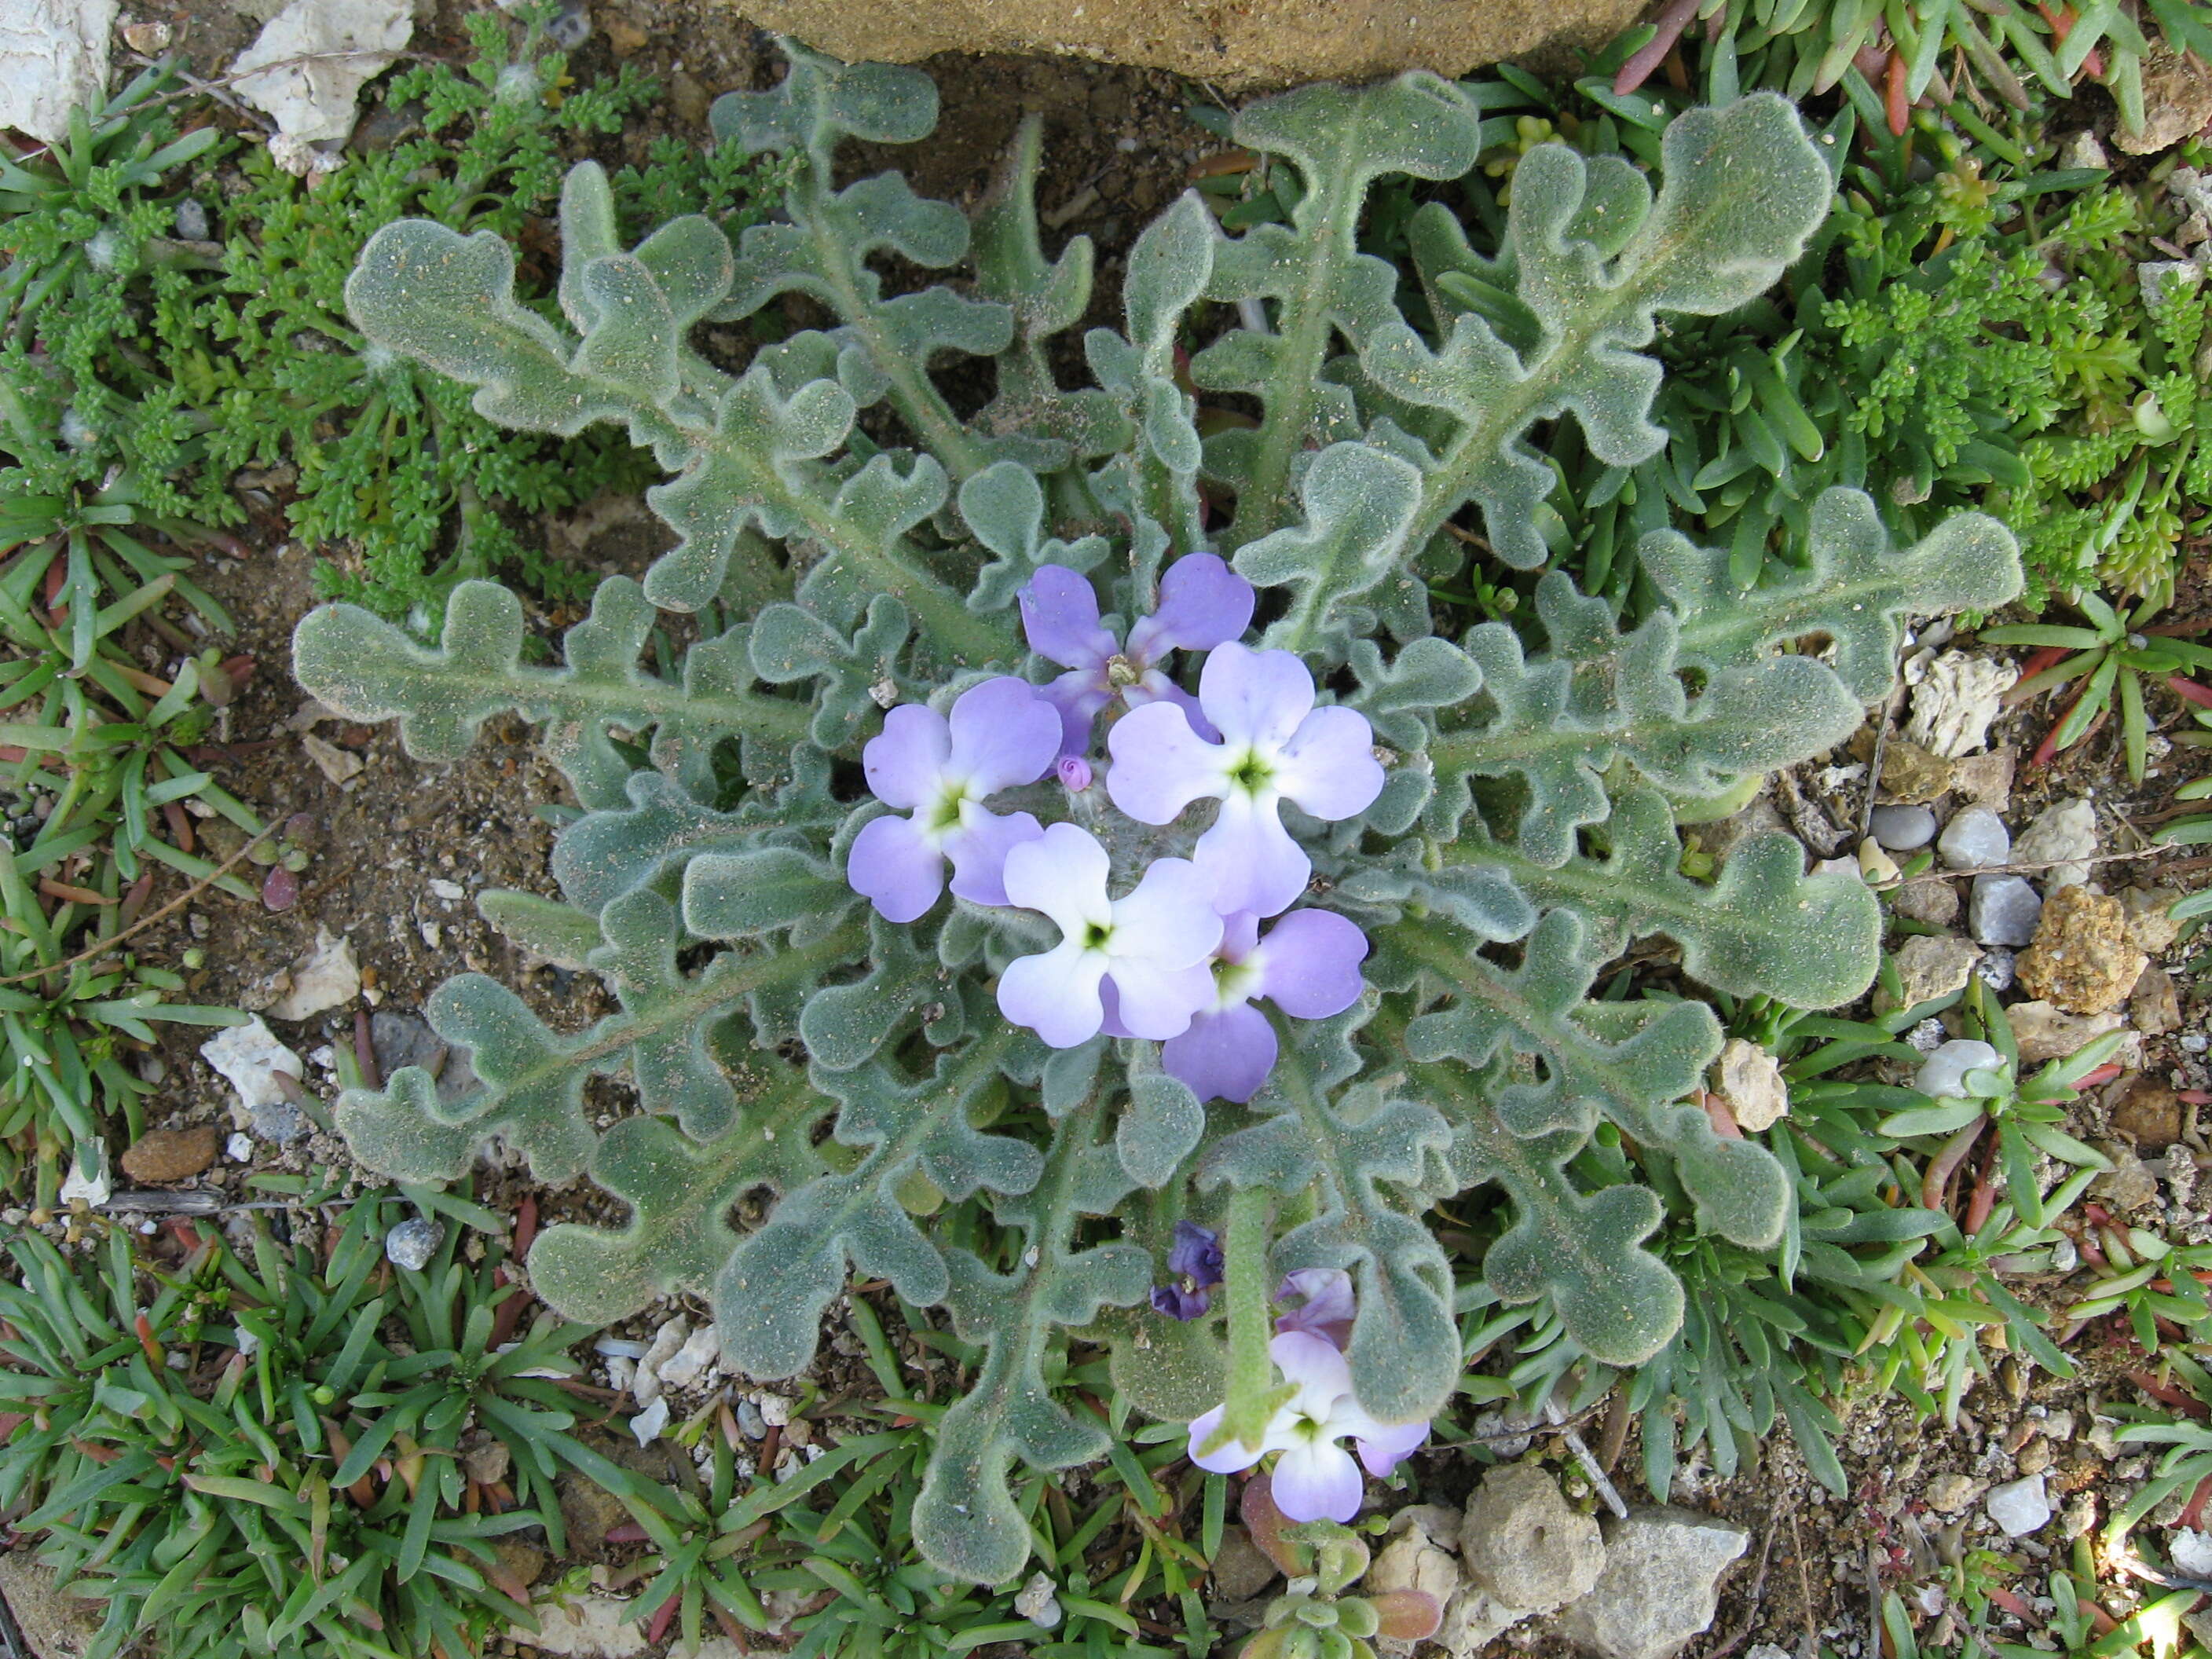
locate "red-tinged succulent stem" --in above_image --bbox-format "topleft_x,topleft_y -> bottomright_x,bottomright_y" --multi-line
2169,676 -> 2212,709
1614,0 -> 1702,95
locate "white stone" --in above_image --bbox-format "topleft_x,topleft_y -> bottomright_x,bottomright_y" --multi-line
430,878 -> 467,902
266,928 -> 360,1022
1970,876 -> 2043,948
0,0 -> 116,145
1987,1474 -> 2053,1537
1712,1038 -> 1788,1133
2172,1529 -> 2212,1578
758,1392 -> 793,1426
225,1132 -> 255,1163
506,1595 -> 650,1657
628,1396 -> 669,1445
1906,652 -> 2018,757
59,1146 -> 111,1208
655,1323 -> 722,1392
232,0 -> 413,174
1914,1040 -> 2002,1100
1013,1571 -> 1063,1630
200,1019 -> 306,1114
2013,798 -> 2097,890
1937,808 -> 2010,871
633,1317 -> 689,1406
1553,1508 -> 1749,1659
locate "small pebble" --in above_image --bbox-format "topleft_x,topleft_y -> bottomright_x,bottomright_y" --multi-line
736,1400 -> 767,1440
2183,1034 -> 2209,1054
1938,808 -> 2010,871
174,198 -> 209,240
1906,1017 -> 1949,1053
1987,1474 -> 2053,1536
1871,804 -> 1938,851
546,0 -> 591,49
385,1216 -> 444,1272
250,1100 -> 310,1145
1976,948 -> 2017,993
1970,875 -> 2042,947
1915,1039 -> 2001,1100
429,878 -> 466,902
225,1132 -> 254,1163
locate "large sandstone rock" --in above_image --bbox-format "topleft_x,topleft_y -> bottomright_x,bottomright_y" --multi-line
723,0 -> 1647,87
1554,1507 -> 1749,1659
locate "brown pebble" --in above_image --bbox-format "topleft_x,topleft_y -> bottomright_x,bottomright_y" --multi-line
669,71 -> 709,128
602,15 -> 649,54
2110,1075 -> 2183,1153
119,1126 -> 221,1184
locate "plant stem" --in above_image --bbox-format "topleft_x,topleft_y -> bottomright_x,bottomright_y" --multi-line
1216,1185 -> 1278,1453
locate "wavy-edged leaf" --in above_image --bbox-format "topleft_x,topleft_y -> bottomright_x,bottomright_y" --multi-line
715,1031 -> 1037,1380
1361,96 -> 1829,567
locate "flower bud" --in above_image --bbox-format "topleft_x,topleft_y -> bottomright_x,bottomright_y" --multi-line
1057,754 -> 1093,791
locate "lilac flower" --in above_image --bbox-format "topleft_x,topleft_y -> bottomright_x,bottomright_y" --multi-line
845,677 -> 1059,924
1150,1220 -> 1225,1320
1185,1331 -> 1429,1522
1107,643 -> 1385,919
1020,556 -> 1255,756
1274,1267 -> 1356,1349
997,822 -> 1223,1047
1162,909 -> 1369,1104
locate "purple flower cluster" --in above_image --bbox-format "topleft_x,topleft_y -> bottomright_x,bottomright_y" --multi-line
1186,1268 -> 1428,1522
840,558 -> 1380,1102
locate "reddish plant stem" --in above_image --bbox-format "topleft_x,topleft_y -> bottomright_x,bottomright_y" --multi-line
1614,0 -> 1702,94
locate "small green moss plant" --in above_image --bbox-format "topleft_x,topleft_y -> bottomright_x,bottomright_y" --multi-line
293,42 -> 2021,1582
0,8 -> 787,624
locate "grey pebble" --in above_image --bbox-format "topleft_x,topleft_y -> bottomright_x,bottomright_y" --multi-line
174,199 -> 209,240
1975,947 -> 2017,992
736,1400 -> 767,1440
384,1216 -> 444,1272
1937,807 -> 2010,870
1870,804 -> 1938,851
1969,875 -> 2042,948
250,1099 -> 310,1146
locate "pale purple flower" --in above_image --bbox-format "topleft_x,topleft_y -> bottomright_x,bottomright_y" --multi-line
1162,908 -> 1369,1104
1057,754 -> 1093,792
1185,1331 -> 1429,1522
997,822 -> 1222,1047
1107,643 -> 1386,919
846,677 -> 1058,923
1020,555 -> 1254,756
1275,1267 -> 1356,1350
1150,1220 -> 1225,1320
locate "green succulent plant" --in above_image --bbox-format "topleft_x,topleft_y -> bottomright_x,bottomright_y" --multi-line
292,42 -> 2021,1583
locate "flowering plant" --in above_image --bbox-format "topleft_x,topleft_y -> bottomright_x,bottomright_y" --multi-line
295,42 -> 2021,1582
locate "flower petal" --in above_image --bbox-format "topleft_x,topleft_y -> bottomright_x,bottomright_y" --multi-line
945,806 -> 1044,908
845,813 -> 944,923
1002,822 -> 1112,939
1269,1330 -> 1353,1415
1042,671 -> 1113,756
1105,701 -> 1230,824
1163,1005 -> 1278,1104
1353,1419 -> 1430,1478
1273,705 -> 1384,822
1197,643 -> 1313,752
1275,1268 -> 1356,1350
1097,974 -> 1136,1039
1251,910 -> 1369,1019
1195,792 -> 1309,919
998,940 -> 1108,1048
1124,671 -> 1218,742
1020,565 -> 1115,670
947,676 -> 1062,795
1126,554 -> 1255,661
1267,1438 -> 1366,1524
862,704 -> 951,810
1186,1404 -> 1265,1474
1111,856 -> 1225,971
1106,961 -> 1215,1041
1166,1220 -> 1225,1286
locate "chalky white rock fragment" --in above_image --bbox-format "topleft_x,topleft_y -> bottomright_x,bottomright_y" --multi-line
1905,652 -> 2017,758
233,0 -> 412,174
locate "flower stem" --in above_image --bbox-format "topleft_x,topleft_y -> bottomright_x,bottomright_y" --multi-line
1217,1185 -> 1280,1452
